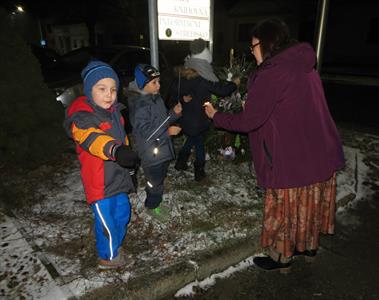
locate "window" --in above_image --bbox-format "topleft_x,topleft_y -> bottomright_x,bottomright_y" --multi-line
238,23 -> 256,42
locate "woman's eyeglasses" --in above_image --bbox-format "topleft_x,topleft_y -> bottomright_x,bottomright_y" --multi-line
250,43 -> 260,51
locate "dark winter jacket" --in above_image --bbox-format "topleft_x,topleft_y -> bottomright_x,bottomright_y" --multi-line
127,81 -> 180,168
213,43 -> 345,189
64,96 -> 135,204
171,68 -> 236,136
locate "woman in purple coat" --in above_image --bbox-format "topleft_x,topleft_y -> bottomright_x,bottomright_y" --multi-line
205,19 -> 345,272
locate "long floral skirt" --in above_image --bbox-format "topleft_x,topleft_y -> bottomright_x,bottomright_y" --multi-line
261,173 -> 337,259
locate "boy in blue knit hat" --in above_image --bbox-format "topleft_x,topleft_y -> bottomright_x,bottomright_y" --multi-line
127,64 -> 182,222
65,60 -> 139,270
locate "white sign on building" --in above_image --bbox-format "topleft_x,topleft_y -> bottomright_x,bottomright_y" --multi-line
157,0 -> 210,41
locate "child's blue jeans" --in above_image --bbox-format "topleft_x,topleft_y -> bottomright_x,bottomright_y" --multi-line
91,193 -> 131,260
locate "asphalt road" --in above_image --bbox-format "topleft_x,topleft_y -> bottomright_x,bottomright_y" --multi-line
176,197 -> 379,300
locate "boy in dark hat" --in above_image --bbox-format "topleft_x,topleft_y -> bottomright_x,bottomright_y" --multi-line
65,60 -> 139,270
127,64 -> 182,222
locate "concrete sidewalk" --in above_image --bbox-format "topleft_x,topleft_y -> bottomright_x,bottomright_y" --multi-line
0,209 -> 73,299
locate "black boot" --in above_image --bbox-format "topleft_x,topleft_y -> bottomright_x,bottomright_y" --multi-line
194,162 -> 206,181
175,151 -> 190,171
253,256 -> 291,273
293,249 -> 317,262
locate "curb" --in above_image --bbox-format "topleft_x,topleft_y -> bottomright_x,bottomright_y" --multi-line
82,231 -> 261,300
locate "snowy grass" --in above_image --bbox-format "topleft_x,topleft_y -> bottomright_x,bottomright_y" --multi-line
10,156 -> 263,297
1,127 -> 378,298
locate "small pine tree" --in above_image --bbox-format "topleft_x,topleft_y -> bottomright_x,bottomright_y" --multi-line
0,8 -> 66,168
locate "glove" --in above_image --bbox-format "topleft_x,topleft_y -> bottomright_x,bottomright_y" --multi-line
114,145 -> 139,168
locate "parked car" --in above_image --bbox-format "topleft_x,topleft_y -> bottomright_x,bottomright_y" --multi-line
31,45 -> 172,108
30,45 -> 83,106
31,45 -> 61,71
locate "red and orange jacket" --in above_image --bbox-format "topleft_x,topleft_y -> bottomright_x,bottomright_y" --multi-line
65,96 -> 134,204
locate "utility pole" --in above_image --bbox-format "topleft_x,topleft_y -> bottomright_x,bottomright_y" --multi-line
209,0 -> 214,55
148,0 -> 159,69
314,0 -> 330,73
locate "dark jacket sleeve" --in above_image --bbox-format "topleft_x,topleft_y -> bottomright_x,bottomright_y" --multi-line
167,77 -> 181,109
205,81 -> 237,97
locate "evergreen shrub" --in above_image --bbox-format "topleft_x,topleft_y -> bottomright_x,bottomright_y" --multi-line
0,8 -> 66,168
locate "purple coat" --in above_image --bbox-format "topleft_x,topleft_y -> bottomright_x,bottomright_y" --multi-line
213,43 -> 344,189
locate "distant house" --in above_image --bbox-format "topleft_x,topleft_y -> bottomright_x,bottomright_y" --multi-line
48,23 -> 93,54
46,20 -> 143,55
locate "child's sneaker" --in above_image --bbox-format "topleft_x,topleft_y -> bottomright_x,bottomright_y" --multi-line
98,252 -> 127,270
146,205 -> 170,223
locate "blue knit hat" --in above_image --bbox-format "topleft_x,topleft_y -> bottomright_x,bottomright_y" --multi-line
134,64 -> 160,90
81,60 -> 120,101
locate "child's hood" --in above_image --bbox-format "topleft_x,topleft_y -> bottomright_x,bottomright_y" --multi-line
127,80 -> 146,96
127,80 -> 160,116
127,80 -> 161,102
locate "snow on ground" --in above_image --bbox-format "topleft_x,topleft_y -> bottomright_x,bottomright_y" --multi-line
0,213 -> 68,299
337,146 -> 372,206
336,131 -> 379,227
2,155 -> 263,298
1,128 -> 378,299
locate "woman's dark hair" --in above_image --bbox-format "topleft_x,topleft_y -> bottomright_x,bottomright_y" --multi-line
252,18 -> 295,61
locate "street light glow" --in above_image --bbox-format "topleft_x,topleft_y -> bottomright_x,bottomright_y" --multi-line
16,6 -> 24,13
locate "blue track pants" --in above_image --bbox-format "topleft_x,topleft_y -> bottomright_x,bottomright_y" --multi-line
91,193 -> 131,260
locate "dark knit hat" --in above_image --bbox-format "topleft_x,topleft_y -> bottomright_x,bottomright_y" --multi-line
134,64 -> 160,90
81,60 -> 120,101
190,38 -> 206,55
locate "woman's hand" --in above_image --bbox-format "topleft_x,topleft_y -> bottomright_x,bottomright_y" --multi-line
203,101 -> 217,119
168,126 -> 182,136
174,102 -> 182,115
241,100 -> 246,110
232,75 -> 241,87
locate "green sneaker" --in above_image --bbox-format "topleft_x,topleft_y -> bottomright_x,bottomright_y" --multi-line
146,205 -> 170,223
